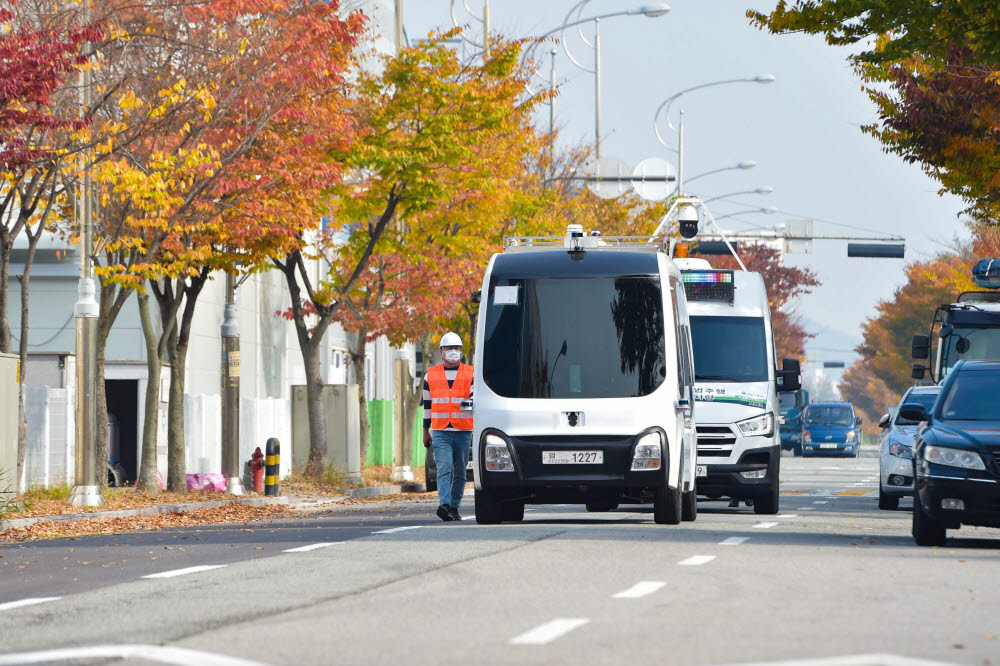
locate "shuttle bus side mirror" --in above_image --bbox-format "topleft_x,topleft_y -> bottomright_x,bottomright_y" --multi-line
911,334 -> 930,359
911,364 -> 927,380
778,358 -> 801,392
878,413 -> 890,429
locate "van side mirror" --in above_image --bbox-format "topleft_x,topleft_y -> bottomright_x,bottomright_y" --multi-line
855,416 -> 862,426
898,403 -> 929,423
471,290 -> 481,305
878,413 -> 890,429
912,334 -> 930,359
778,358 -> 801,392
911,364 -> 927,380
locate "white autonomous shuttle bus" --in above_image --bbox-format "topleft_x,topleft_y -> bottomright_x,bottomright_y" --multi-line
469,225 -> 698,525
674,257 -> 801,514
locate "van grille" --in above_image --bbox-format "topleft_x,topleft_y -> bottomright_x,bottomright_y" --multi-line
697,425 -> 736,457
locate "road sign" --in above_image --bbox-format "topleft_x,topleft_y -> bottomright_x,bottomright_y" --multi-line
587,156 -> 631,199
784,219 -> 813,254
631,157 -> 675,201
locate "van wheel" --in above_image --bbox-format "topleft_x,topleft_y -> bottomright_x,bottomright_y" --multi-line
912,491 -> 947,546
653,484 -> 682,525
793,444 -> 802,457
753,482 -> 779,515
502,501 -> 525,522
681,489 -> 697,521
878,486 -> 899,511
475,489 -> 503,524
586,502 -> 618,512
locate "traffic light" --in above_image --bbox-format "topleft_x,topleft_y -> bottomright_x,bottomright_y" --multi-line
848,243 -> 905,258
823,361 -> 846,368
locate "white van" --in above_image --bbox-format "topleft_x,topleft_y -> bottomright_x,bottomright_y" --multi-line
674,258 -> 801,514
469,226 -> 698,525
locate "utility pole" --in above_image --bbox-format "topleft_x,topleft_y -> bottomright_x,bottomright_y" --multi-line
68,34 -> 103,508
221,273 -> 244,495
593,18 -> 601,161
394,0 -> 404,54
677,110 -> 685,196
482,0 -> 490,55
390,356 -> 415,483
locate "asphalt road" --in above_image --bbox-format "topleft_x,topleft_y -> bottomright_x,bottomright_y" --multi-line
1,452 -> 999,666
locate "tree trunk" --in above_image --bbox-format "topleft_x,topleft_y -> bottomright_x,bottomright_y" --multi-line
302,340 -> 327,477
350,327 -> 369,466
136,290 -> 162,492
0,227 -> 12,354
95,280 -> 132,488
14,226 -> 43,491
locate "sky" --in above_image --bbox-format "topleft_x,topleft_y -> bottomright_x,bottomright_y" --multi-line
395,0 -> 970,381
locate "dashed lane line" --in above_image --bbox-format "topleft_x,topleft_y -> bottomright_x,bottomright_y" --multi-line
753,522 -> 779,529
776,514 -> 798,518
797,507 -> 814,511
372,526 -> 423,535
0,597 -> 60,613
0,644 -> 268,666
142,565 -> 226,579
678,555 -> 716,566
813,501 -> 829,504
612,581 -> 666,599
720,537 -> 749,546
509,618 -> 590,645
283,542 -> 342,553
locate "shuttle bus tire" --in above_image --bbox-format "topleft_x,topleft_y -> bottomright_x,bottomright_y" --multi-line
475,488 -> 503,524
753,482 -> 780,515
654,484 -> 682,525
681,488 -> 697,521
502,501 -> 525,522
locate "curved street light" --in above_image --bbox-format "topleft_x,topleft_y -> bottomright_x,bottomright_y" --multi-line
703,186 -> 774,203
684,160 -> 756,185
714,206 -> 779,222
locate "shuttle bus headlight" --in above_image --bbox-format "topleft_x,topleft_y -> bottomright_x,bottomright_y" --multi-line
737,413 -> 774,438
631,431 -> 662,471
484,434 -> 515,472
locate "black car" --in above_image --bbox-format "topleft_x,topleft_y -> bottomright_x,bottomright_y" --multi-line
901,360 -> 1000,546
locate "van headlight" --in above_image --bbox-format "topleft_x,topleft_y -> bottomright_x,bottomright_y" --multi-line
845,430 -> 857,443
484,434 -> 515,472
924,445 -> 985,471
737,413 -> 774,438
631,431 -> 662,471
803,431 -> 812,443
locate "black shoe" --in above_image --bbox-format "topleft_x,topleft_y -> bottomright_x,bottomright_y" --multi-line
437,504 -> 455,522
449,506 -> 462,521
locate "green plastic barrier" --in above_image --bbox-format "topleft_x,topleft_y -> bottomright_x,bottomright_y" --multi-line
411,407 -> 425,467
366,402 -> 426,468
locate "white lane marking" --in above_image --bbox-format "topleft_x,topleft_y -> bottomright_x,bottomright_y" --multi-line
0,597 -> 60,613
813,500 -> 829,504
711,652 -> 959,666
612,581 -> 666,599
678,555 -> 716,566
777,514 -> 798,518
372,525 -> 423,534
142,565 -> 226,579
283,542 -> 342,553
797,507 -> 814,511
720,537 -> 749,546
0,644 -> 268,666
753,522 -> 779,529
821,466 -> 841,470
510,618 -> 590,645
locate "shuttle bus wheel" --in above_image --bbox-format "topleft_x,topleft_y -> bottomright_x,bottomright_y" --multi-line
475,488 -> 503,524
753,482 -> 779,515
681,489 -> 698,521
502,501 -> 525,522
653,484 -> 682,525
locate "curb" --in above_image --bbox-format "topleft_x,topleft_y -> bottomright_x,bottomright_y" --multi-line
0,495 -> 289,532
347,483 -> 426,498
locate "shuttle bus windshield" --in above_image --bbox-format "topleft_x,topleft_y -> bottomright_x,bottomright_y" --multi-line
689,316 -> 769,383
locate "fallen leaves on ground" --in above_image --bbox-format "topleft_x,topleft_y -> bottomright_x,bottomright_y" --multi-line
339,491 -> 438,506
0,503 -> 290,543
8,489 -> 252,519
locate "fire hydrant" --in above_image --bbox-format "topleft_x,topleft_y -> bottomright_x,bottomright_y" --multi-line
250,447 -> 265,493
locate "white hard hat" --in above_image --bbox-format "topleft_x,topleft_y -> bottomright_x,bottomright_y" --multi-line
439,331 -> 462,348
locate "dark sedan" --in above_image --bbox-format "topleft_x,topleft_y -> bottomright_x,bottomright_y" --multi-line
902,360 -> 1000,546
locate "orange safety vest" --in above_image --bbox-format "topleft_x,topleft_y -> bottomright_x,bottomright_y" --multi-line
427,363 -> 474,431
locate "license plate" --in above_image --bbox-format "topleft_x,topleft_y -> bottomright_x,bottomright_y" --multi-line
696,465 -> 708,477
820,443 -> 838,449
542,450 -> 603,464
466,461 -> 474,470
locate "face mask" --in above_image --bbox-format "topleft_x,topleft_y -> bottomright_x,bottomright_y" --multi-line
443,350 -> 462,363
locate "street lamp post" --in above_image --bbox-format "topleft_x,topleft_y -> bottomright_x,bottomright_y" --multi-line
713,207 -> 779,223
686,161 -> 756,185
703,186 -> 774,204
221,273 -> 244,495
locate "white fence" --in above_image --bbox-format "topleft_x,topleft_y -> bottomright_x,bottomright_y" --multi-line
23,387 -> 74,490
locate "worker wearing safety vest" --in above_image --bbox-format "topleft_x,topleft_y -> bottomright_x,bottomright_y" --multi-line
423,331 -> 473,522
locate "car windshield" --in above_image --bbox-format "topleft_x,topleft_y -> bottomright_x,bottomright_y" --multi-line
779,393 -> 796,409
894,392 -> 939,425
937,369 -> 1000,421
805,405 -> 854,427
689,316 -> 769,383
482,276 -> 666,399
940,326 -> 1000,376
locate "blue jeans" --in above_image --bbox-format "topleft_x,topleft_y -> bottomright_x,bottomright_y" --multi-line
432,430 -> 472,509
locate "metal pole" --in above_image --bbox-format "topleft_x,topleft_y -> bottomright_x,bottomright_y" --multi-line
549,49 -> 557,138
68,49 -> 102,507
390,357 -> 415,483
394,0 -> 403,54
482,0 -> 490,55
221,273 -> 244,495
677,110 -> 685,196
593,18 -> 601,161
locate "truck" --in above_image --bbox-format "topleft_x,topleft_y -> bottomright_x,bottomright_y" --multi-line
779,389 -> 809,456
912,259 -> 1000,383
674,257 -> 801,515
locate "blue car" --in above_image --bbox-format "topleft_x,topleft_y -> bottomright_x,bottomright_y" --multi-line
802,402 -> 862,457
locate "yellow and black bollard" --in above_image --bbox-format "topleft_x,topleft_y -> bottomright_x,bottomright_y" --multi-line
265,437 -> 280,496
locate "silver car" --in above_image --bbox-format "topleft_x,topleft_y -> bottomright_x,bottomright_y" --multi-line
877,385 -> 941,510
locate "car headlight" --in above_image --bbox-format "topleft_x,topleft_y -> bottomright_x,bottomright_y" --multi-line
803,430 -> 812,443
737,413 -> 774,438
845,430 -> 856,443
631,431 -> 662,471
889,442 -> 913,459
484,433 -> 515,472
924,445 -> 985,471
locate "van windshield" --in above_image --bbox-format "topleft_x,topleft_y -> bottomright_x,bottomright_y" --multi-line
689,316 -> 769,383
482,276 -> 666,399
805,405 -> 854,427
